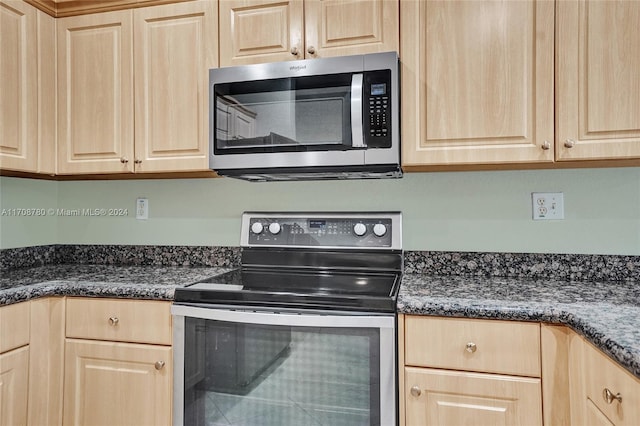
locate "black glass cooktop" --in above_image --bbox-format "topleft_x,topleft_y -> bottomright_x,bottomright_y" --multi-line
174,268 -> 401,313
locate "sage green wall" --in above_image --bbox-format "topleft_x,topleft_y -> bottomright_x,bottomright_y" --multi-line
1,167 -> 639,254
0,176 -> 58,247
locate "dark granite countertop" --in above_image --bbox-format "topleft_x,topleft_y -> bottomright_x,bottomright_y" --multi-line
398,274 -> 640,380
2,262 -> 639,380
0,264 -> 233,305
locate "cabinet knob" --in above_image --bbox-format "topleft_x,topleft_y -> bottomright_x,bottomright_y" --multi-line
410,385 -> 421,397
134,159 -> 142,164
564,139 -> 576,148
290,46 -> 299,56
541,141 -> 551,150
307,46 -> 316,55
108,317 -> 119,326
465,342 -> 477,353
155,361 -> 165,371
603,388 -> 622,404
120,157 -> 129,164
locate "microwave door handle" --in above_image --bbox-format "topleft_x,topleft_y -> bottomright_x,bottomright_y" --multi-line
350,73 -> 366,148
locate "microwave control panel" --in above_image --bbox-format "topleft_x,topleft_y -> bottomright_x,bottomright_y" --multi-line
364,70 -> 392,148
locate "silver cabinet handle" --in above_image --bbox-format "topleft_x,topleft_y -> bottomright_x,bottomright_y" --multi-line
603,388 -> 622,404
108,317 -> 119,326
134,159 -> 142,164
120,157 -> 129,164
290,46 -> 299,56
465,342 -> 477,353
155,361 -> 165,370
410,385 -> 421,397
564,139 -> 576,148
307,46 -> 316,55
541,141 -> 551,150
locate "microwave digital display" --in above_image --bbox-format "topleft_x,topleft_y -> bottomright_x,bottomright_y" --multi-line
371,83 -> 386,96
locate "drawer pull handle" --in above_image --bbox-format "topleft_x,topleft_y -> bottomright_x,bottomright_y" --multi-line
465,342 -> 477,353
410,386 -> 421,397
603,388 -> 622,404
108,317 -> 119,326
155,361 -> 165,371
564,139 -> 576,148
541,140 -> 551,150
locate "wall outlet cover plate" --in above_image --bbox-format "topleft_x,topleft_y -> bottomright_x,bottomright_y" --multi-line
532,192 -> 564,220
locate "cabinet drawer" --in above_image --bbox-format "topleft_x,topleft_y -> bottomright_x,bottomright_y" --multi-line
66,298 -> 171,345
0,302 -> 30,353
405,316 -> 541,377
582,340 -> 640,426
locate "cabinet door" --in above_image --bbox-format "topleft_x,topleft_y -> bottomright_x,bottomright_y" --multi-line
0,346 -> 30,426
219,0 -> 303,66
0,0 -> 37,172
405,367 -> 542,426
57,10 -> 134,174
63,339 -> 171,426
304,0 -> 398,58
580,339 -> 640,426
133,0 -> 217,173
556,0 -> 640,161
585,399 -> 616,426
401,0 -> 554,168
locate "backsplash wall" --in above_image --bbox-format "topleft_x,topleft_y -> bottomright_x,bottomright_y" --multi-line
1,167 -> 639,254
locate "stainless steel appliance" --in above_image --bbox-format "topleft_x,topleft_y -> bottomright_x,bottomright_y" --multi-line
209,52 -> 401,181
172,212 -> 402,425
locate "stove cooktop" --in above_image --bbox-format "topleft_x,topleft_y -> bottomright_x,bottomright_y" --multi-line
175,268 -> 401,313
174,212 -> 403,313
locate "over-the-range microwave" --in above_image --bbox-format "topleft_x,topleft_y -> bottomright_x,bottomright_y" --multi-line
209,52 -> 401,182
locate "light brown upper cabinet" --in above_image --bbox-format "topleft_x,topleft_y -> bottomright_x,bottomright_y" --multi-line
556,0 -> 640,161
0,0 -> 55,174
219,0 -> 399,67
133,1 -> 217,173
401,0 -> 555,169
57,0 -> 217,174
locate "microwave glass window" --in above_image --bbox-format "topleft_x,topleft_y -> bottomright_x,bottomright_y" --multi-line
214,74 -> 353,153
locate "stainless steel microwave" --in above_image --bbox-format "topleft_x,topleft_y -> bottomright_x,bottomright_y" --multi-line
209,52 -> 401,182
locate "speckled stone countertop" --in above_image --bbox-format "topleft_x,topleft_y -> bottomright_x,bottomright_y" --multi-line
2,246 -> 639,380
398,274 -> 640,380
0,264 -> 233,305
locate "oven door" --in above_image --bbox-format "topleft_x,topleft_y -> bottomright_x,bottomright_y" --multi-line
172,305 -> 396,426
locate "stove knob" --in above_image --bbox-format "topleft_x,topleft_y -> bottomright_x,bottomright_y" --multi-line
268,222 -> 281,235
251,222 -> 264,234
353,223 -> 367,236
373,223 -> 387,237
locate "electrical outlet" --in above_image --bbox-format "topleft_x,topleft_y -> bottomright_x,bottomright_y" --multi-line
136,198 -> 148,220
532,193 -> 564,220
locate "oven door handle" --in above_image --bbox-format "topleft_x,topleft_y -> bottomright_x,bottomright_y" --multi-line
171,304 -> 394,328
350,73 -> 365,148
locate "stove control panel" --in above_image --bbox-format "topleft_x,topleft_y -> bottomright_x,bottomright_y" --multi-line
241,212 -> 402,250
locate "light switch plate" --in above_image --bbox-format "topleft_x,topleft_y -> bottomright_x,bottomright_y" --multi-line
136,198 -> 148,220
532,193 -> 564,220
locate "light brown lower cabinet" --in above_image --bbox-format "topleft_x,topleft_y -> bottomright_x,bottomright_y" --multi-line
569,331 -> 640,426
405,367 -> 542,425
400,315 -> 543,426
63,340 -> 172,425
63,297 -> 173,426
0,345 -> 30,425
0,301 -> 30,425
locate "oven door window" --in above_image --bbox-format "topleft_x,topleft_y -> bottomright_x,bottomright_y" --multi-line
214,73 -> 357,154
182,317 -> 384,426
